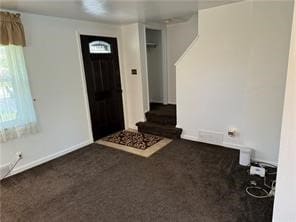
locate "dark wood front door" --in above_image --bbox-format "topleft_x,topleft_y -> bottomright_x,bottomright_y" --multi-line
80,35 -> 124,141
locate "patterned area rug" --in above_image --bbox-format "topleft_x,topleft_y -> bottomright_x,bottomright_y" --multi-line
103,130 -> 163,150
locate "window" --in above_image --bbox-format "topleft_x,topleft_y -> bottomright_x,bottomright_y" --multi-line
0,47 -> 16,123
89,41 -> 111,54
0,45 -> 37,142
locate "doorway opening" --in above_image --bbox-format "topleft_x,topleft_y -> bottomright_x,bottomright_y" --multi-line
80,35 -> 124,141
136,29 -> 181,139
145,28 -> 165,107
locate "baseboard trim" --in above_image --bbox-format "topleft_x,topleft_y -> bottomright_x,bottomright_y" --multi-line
129,125 -> 138,130
222,142 -> 245,150
8,140 -> 93,178
5,135 -> 278,179
181,134 -> 278,166
182,134 -> 199,142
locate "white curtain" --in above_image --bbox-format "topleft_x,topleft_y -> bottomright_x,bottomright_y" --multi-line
0,45 -> 37,142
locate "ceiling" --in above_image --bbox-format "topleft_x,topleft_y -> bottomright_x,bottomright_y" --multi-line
0,0 -> 241,24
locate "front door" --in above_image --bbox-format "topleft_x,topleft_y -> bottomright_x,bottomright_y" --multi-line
80,35 -> 124,141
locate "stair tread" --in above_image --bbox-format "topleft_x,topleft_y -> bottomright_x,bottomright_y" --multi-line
145,112 -> 176,119
147,104 -> 176,116
136,121 -> 181,131
146,108 -> 176,115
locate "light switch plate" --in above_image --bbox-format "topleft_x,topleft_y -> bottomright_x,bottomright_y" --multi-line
131,69 -> 137,75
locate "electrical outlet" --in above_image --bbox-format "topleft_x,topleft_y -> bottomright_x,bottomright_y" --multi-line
16,152 -> 23,159
228,128 -> 238,137
0,152 -> 23,180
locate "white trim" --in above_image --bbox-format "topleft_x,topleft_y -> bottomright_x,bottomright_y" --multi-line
161,28 -> 169,105
139,23 -> 150,112
181,134 -> 199,141
116,34 -> 130,129
145,23 -> 166,30
223,142 -> 245,150
75,31 -> 94,142
168,101 -> 177,105
7,140 -> 92,178
149,99 -> 166,104
181,133 -> 278,166
129,125 -> 138,130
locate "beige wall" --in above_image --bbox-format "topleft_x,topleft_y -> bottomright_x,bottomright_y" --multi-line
167,14 -> 198,104
121,23 -> 146,128
0,16 -> 151,175
176,1 -> 293,163
273,1 -> 296,221
0,12 -> 132,175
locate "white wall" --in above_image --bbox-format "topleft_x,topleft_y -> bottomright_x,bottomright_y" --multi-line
176,1 -> 293,163
138,23 -> 150,112
167,14 -> 198,104
0,12 -> 130,175
146,29 -> 163,103
121,23 -> 145,128
273,1 -> 296,221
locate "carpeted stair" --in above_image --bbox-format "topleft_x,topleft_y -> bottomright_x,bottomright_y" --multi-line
136,104 -> 182,139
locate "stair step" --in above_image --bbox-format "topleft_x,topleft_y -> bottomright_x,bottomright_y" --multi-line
136,121 -> 182,139
145,111 -> 176,125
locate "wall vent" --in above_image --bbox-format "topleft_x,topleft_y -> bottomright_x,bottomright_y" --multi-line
198,130 -> 224,145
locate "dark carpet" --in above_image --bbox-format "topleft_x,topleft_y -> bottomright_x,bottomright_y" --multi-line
0,140 -> 274,222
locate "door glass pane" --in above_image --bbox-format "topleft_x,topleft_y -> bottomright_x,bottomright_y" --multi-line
89,41 -> 111,54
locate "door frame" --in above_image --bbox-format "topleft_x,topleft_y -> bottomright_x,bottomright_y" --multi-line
141,23 -> 169,112
76,31 -> 129,142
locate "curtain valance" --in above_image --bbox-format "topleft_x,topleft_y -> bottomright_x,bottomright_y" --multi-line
0,11 -> 26,46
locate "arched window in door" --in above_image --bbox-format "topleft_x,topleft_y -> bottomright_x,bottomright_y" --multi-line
89,41 -> 111,54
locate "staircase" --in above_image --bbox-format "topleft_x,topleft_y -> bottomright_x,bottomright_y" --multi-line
136,103 -> 182,139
